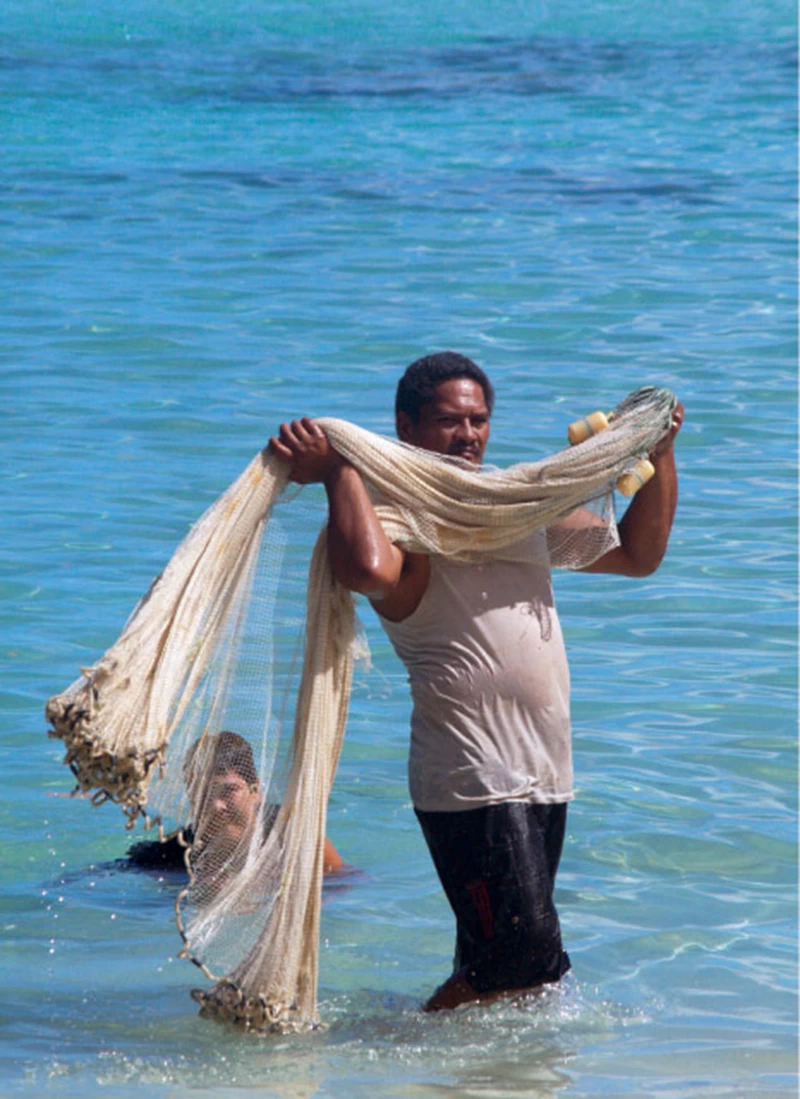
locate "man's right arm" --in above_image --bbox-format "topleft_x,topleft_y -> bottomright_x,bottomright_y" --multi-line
321,458 -> 404,595
269,418 -> 429,620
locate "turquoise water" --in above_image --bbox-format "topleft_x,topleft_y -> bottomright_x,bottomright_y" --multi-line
2,1 -> 796,1095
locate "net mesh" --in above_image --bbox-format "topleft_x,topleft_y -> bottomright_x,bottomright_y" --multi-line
46,385 -> 676,1031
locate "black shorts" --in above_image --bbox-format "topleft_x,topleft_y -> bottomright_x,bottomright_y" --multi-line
415,801 -> 571,995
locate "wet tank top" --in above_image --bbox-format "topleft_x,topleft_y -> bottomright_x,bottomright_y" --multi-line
378,530 -> 573,812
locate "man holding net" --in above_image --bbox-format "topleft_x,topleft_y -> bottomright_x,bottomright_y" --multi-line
269,351 -> 683,1012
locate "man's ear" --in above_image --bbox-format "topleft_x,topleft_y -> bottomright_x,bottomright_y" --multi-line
396,411 -> 415,444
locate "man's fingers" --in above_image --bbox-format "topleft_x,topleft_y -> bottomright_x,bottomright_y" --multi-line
292,418 -> 316,444
279,418 -> 320,447
277,421 -> 309,455
294,417 -> 326,444
651,401 -> 684,456
302,417 -> 325,438
271,419 -> 326,479
278,421 -> 300,447
269,436 -> 293,461
669,402 -> 684,438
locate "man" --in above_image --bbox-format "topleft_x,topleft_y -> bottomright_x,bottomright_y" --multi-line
127,730 -> 345,877
269,351 -> 683,1011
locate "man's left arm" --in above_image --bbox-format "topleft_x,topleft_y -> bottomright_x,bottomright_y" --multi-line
580,401 -> 684,578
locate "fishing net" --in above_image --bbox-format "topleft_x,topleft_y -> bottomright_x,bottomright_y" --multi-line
46,385 -> 676,1031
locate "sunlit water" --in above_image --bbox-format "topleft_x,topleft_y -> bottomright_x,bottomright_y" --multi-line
1,1 -> 796,1095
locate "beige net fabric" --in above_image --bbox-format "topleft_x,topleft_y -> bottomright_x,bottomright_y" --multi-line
46,385 -> 676,1031
45,450 -> 288,827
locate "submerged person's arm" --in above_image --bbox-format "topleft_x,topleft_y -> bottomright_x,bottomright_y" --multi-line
323,836 -> 345,874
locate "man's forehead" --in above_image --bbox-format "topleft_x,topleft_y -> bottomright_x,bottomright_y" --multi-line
427,378 -> 489,413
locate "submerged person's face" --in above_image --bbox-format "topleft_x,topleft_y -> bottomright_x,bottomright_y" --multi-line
197,769 -> 261,848
398,378 -> 490,465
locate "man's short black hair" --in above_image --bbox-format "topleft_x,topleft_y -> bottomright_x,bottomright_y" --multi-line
183,731 -> 258,788
395,351 -> 495,423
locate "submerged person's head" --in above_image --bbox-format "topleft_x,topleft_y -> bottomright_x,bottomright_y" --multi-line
394,352 -> 493,465
183,731 -> 261,849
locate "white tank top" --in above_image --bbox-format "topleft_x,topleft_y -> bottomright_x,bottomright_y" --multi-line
378,530 -> 573,812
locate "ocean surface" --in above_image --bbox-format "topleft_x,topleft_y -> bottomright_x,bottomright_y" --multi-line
1,1 -> 796,1095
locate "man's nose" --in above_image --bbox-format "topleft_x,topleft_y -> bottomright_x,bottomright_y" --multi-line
455,417 -> 477,440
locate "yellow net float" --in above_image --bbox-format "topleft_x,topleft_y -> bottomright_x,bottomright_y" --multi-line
567,409 -> 655,497
567,410 -> 611,445
616,457 -> 655,497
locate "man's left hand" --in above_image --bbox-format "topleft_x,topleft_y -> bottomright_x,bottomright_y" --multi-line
651,401 -> 684,458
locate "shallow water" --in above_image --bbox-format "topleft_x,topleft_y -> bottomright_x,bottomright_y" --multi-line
1,0 -> 797,1095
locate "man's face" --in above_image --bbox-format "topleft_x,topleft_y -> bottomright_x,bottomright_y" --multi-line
397,378 -> 490,465
195,769 -> 261,848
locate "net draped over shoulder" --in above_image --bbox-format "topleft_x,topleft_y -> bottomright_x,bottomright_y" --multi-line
45,386 -> 676,1031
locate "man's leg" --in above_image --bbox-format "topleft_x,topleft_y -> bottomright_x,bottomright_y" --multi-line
415,802 -> 570,1010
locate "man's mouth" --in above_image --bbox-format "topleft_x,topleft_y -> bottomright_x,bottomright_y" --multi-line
453,446 -> 480,463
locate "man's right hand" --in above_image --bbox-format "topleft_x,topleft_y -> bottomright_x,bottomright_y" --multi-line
268,417 -> 343,484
